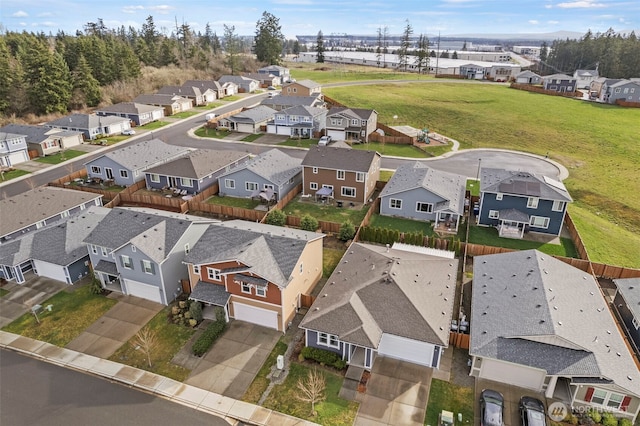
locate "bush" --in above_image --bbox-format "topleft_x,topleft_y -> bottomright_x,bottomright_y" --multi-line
191,308 -> 227,356
601,413 -> 617,426
189,301 -> 203,323
265,209 -> 287,226
300,214 -> 319,232
300,346 -> 347,370
589,409 -> 602,424
618,419 -> 633,426
338,220 -> 356,241
89,276 -> 104,295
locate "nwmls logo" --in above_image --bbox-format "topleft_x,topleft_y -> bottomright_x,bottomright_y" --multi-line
548,402 -> 568,421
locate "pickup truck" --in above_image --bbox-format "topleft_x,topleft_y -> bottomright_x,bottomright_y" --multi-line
318,135 -> 332,146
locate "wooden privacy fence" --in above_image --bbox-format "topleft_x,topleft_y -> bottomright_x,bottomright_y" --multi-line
300,294 -> 316,309
563,213 -> 589,261
449,332 -> 470,349
510,83 -> 581,98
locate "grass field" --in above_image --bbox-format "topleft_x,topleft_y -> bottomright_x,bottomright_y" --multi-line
35,149 -> 86,164
139,121 -> 170,130
424,379 -> 474,425
0,168 -> 30,181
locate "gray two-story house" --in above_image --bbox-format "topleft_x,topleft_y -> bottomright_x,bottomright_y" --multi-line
267,106 -> 327,139
0,124 -> 83,158
95,102 -> 165,126
542,73 -> 577,93
258,65 -> 291,83
606,80 -> 640,104
0,131 -> 30,167
46,113 -> 132,140
218,75 -> 259,93
325,107 -> 378,143
477,167 -> 572,238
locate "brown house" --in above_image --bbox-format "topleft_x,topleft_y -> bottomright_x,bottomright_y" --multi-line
282,79 -> 322,97
301,145 -> 381,204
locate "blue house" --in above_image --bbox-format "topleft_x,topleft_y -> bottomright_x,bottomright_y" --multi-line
217,148 -> 301,202
478,167 -> 572,238
613,278 -> 640,359
0,131 -> 30,167
258,65 -> 291,83
267,105 -> 327,139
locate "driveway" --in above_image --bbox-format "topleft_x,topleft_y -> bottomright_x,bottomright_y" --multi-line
65,293 -> 163,358
355,357 -> 433,426
0,275 -> 68,328
475,378 -> 546,426
185,320 -> 280,399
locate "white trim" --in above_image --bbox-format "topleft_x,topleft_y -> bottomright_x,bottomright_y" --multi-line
488,210 -> 499,219
390,198 -> 402,209
317,332 -> 340,349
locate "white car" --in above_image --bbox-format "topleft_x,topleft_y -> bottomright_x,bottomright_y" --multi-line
318,136 -> 332,146
122,129 -> 136,136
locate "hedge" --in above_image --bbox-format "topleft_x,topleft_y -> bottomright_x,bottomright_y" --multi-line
192,308 -> 227,356
300,346 -> 347,370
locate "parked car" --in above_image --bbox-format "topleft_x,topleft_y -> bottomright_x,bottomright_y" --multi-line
205,113 -> 217,121
267,86 -> 276,90
318,135 -> 332,146
519,397 -> 546,426
480,389 -> 504,426
122,129 -> 135,135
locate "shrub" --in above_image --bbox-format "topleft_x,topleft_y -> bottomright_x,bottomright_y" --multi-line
601,413 -> 617,426
265,209 -> 287,226
338,220 -> 356,241
300,346 -> 347,370
89,276 -> 104,295
189,301 -> 203,323
618,419 -> 633,426
191,308 -> 227,356
589,409 -> 602,424
300,214 -> 319,232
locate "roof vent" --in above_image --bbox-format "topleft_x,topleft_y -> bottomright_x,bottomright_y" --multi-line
441,311 -> 446,315
616,352 -> 621,357
323,294 -> 327,297
482,331 -> 487,334
558,321 -> 562,325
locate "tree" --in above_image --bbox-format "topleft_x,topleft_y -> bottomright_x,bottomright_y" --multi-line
141,15 -> 159,65
338,220 -> 356,241
452,51 -> 458,59
23,41 -> 72,114
223,24 -> 241,74
70,54 -> 102,109
375,26 -> 383,66
429,50 -> 436,58
292,40 -> 300,56
315,30 -> 325,63
539,41 -> 549,74
398,19 -> 413,71
296,368 -> 326,416
0,38 -> 11,114
462,40 -> 467,51
265,209 -> 287,226
132,326 -> 158,368
414,34 -> 429,74
440,50 -> 449,58
254,11 -> 284,65
300,214 -> 319,232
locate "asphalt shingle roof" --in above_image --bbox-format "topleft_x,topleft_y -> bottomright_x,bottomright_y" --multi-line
261,95 -> 323,109
190,281 -> 231,306
47,113 -> 129,129
301,145 -> 379,173
227,105 -> 276,124
219,148 -> 301,186
144,149 -> 249,180
0,124 -> 81,144
614,277 -> 640,319
85,139 -> 191,173
133,94 -> 190,106
480,167 -> 572,201
95,102 -> 162,115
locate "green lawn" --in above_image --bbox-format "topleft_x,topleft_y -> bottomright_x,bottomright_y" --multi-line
207,195 -> 261,209
222,95 -> 242,102
284,200 -> 369,225
139,121 -> 170,130
279,138 -> 320,148
243,339 -> 288,404
425,379 -> 474,425
194,127 -> 231,139
468,225 -> 579,258
466,179 -> 480,197
2,285 -> 117,347
351,141 -> 430,158
262,362 -> 359,426
109,306 -> 195,382
379,170 -> 393,182
0,168 -> 31,181
0,288 -> 9,298
287,61 -> 426,84
324,248 -> 346,278
368,214 -> 436,236
194,102 -> 224,110
35,149 -> 85,164
241,133 -> 263,142
171,111 -> 200,119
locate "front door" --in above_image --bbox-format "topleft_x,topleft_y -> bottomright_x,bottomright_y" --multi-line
105,168 -> 114,180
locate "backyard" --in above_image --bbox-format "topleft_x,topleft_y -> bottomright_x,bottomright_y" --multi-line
368,214 -> 437,236
467,225 -> 579,258
284,199 -> 370,224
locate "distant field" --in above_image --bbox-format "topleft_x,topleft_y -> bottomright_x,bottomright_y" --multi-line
287,61 -> 426,83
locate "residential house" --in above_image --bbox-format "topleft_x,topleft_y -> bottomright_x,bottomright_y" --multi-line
144,149 -> 250,194
243,72 -> 281,88
219,81 -> 238,97
300,242 -> 458,369
218,75 -> 259,93
590,77 -> 624,101
217,105 -> 276,133
0,124 -> 83,158
379,162 -> 467,232
185,220 -> 324,331
267,106 -> 327,139
0,131 -> 30,167
612,278 -> 640,358
301,145 -> 381,204
95,102 -> 165,126
606,80 -> 640,104
46,114 -> 131,141
515,70 -> 542,85
218,148 -> 301,201
156,85 -> 214,106
0,186 -> 102,246
282,79 -> 322,97
84,207 -> 217,305
0,206 -> 109,284
459,63 -> 485,80
258,65 -> 291,83
470,250 -> 640,422
325,107 -> 378,142
132,94 -> 192,116
542,73 -> 577,93
84,139 -> 191,186
573,69 -> 599,89
260,94 -> 325,111
477,167 -> 572,238
182,80 -> 224,99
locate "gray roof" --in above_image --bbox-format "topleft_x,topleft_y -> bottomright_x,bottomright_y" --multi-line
516,70 -> 540,78
614,277 -> 640,319
609,80 -> 640,89
379,162 -> 466,215
227,105 -> 276,124
0,187 -> 102,239
94,260 -> 119,275
182,80 -> 223,92
575,69 -> 599,77
190,281 -> 232,306
95,102 -> 163,115
288,79 -> 321,89
156,85 -> 203,98
0,132 -> 24,142
133,94 -> 191,106
144,149 -> 249,180
85,139 -> 191,173
300,242 -> 458,348
261,95 -> 323,108
498,208 -> 530,222
471,249 -> 640,396
47,113 -> 129,130
302,145 -> 380,173
327,106 -> 376,121
184,220 -> 324,288
282,105 -> 326,118
219,75 -> 259,85
0,124 -> 81,144
219,148 -> 301,186
480,167 -> 572,202
259,65 -> 288,72
0,206 -> 109,267
542,73 -> 576,81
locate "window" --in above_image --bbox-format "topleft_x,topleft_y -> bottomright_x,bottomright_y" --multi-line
119,170 -> 128,179
225,179 -> 235,189
529,216 -> 550,228
91,166 -> 101,174
36,220 -> 46,229
290,115 -> 299,122
101,247 -> 108,257
390,198 -> 402,209
184,243 -> 190,254
61,210 -> 70,219
276,114 -> 285,121
264,184 -> 274,190
342,187 -> 356,197
624,88 -> 629,94
255,286 -> 266,297
527,197 -> 539,208
351,119 -> 359,125
299,263 -> 303,274
317,332 -> 340,349
591,389 -> 607,405
246,182 -> 258,191
312,167 -> 318,174
330,119 -> 342,126
337,170 -> 345,180
241,282 -> 251,294
131,245 -> 136,252
356,172 -> 365,182
606,393 -> 624,410
310,182 -> 318,190
416,202 -> 433,213
91,245 -> 98,255
193,265 -> 200,275
552,200 -> 566,212
181,178 -> 192,187
633,317 -> 639,330
615,88 -> 621,94
207,268 -> 221,281
150,174 -> 160,183
142,259 -> 153,274
121,255 -> 133,269
496,193 -> 503,200
488,210 -> 500,219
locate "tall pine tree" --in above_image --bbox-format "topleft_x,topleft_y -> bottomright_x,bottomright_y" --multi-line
316,30 -> 325,63
254,11 -> 284,65
70,54 -> 102,109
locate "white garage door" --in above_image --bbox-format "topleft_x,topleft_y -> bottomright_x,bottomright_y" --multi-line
267,124 -> 277,134
9,151 -> 29,166
327,130 -> 345,142
480,358 -> 546,391
276,126 -> 291,136
237,123 -> 256,134
233,302 -> 279,330
33,260 -> 68,283
378,334 -> 435,367
124,279 -> 163,304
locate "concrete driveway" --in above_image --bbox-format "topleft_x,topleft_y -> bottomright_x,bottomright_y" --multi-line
355,357 -> 433,426
65,293 -> 163,358
0,275 -> 68,328
185,320 -> 280,399
475,378 -> 546,426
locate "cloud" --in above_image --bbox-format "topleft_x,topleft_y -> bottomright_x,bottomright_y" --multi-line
147,5 -> 175,14
12,10 -> 28,17
122,5 -> 145,14
529,20 -> 539,24
555,0 -> 606,9
548,20 -> 560,24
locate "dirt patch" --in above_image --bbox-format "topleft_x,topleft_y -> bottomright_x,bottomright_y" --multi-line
324,235 -> 349,250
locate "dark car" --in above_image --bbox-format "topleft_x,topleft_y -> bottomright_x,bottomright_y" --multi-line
519,396 -> 546,426
480,389 -> 504,426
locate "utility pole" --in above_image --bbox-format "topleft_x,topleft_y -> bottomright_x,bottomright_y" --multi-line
435,32 -> 440,77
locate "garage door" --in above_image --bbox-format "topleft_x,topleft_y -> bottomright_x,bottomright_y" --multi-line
378,334 -> 435,367
9,151 -> 29,166
33,260 -> 68,283
232,302 -> 279,330
267,124 -> 276,134
237,123 -> 255,134
276,126 -> 291,136
479,358 -> 546,391
327,130 -> 344,142
124,279 -> 163,304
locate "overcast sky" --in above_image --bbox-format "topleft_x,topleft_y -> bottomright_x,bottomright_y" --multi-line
1,0 -> 637,38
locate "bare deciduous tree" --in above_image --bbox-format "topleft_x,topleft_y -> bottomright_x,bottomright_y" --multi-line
296,368 -> 326,416
133,326 -> 158,368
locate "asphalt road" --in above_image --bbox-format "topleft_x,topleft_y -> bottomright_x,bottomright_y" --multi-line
0,349 -> 229,426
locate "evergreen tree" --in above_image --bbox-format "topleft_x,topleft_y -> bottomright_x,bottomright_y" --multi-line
440,50 -> 449,58
293,40 -> 300,56
254,11 -> 284,65
70,54 -> 102,109
452,51 -> 458,59
23,41 -> 72,114
141,15 -> 159,65
462,41 -> 467,51
414,33 -> 429,73
539,41 -> 548,74
223,24 -> 241,74
398,19 -> 413,71
316,30 -> 325,63
429,50 -> 437,58
0,38 -> 11,114
376,27 -> 383,66
211,32 -> 222,55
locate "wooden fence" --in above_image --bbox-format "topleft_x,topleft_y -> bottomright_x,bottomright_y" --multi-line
510,83 -> 581,98
563,212 -> 589,260
614,99 -> 640,108
300,294 -> 316,309
50,169 -> 87,185
449,332 -> 470,349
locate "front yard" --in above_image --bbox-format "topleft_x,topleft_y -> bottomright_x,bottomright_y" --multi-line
243,338 -> 289,404
171,111 -> 200,119
424,379 -> 474,425
139,120 -> 170,130
35,149 -> 86,165
0,168 -> 31,181
194,127 -> 231,139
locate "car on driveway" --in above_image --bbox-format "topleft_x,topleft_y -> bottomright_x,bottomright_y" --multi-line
519,396 -> 546,426
318,135 -> 332,146
480,389 -> 504,426
122,129 -> 136,135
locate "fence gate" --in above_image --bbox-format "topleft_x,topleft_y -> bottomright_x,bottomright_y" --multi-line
300,294 -> 316,308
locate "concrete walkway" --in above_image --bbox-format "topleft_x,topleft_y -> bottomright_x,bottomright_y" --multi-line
0,275 -> 68,328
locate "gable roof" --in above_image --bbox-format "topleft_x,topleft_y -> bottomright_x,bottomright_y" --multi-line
156,85 -> 203,98
300,242 -> 458,347
219,148 -> 301,185
144,149 -> 249,179
0,187 -> 102,239
184,220 -> 324,288
227,105 -> 276,124
219,75 -> 259,85
0,124 -> 81,144
182,80 -> 223,92
471,250 -> 640,396
47,113 -> 129,130
95,102 -> 163,115
133,94 -> 191,106
380,162 -> 467,215
302,145 -> 380,173
516,70 -> 540,78
261,95 -> 323,108
259,65 -> 288,73
480,167 -> 572,202
327,106 -> 376,121
85,139 -> 191,172
614,277 -> 640,319
281,105 -> 327,118
286,79 -> 320,90
542,73 -> 576,81
609,80 -> 640,89
574,69 -> 599,77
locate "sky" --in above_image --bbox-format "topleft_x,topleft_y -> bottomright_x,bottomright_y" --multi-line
1,0 -> 638,38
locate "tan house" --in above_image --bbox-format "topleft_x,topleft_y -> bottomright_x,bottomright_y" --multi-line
282,79 -> 322,97
301,145 -> 381,204
132,94 -> 192,116
325,107 -> 378,142
184,221 -> 325,332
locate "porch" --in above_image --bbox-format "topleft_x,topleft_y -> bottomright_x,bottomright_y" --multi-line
497,208 -> 530,239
